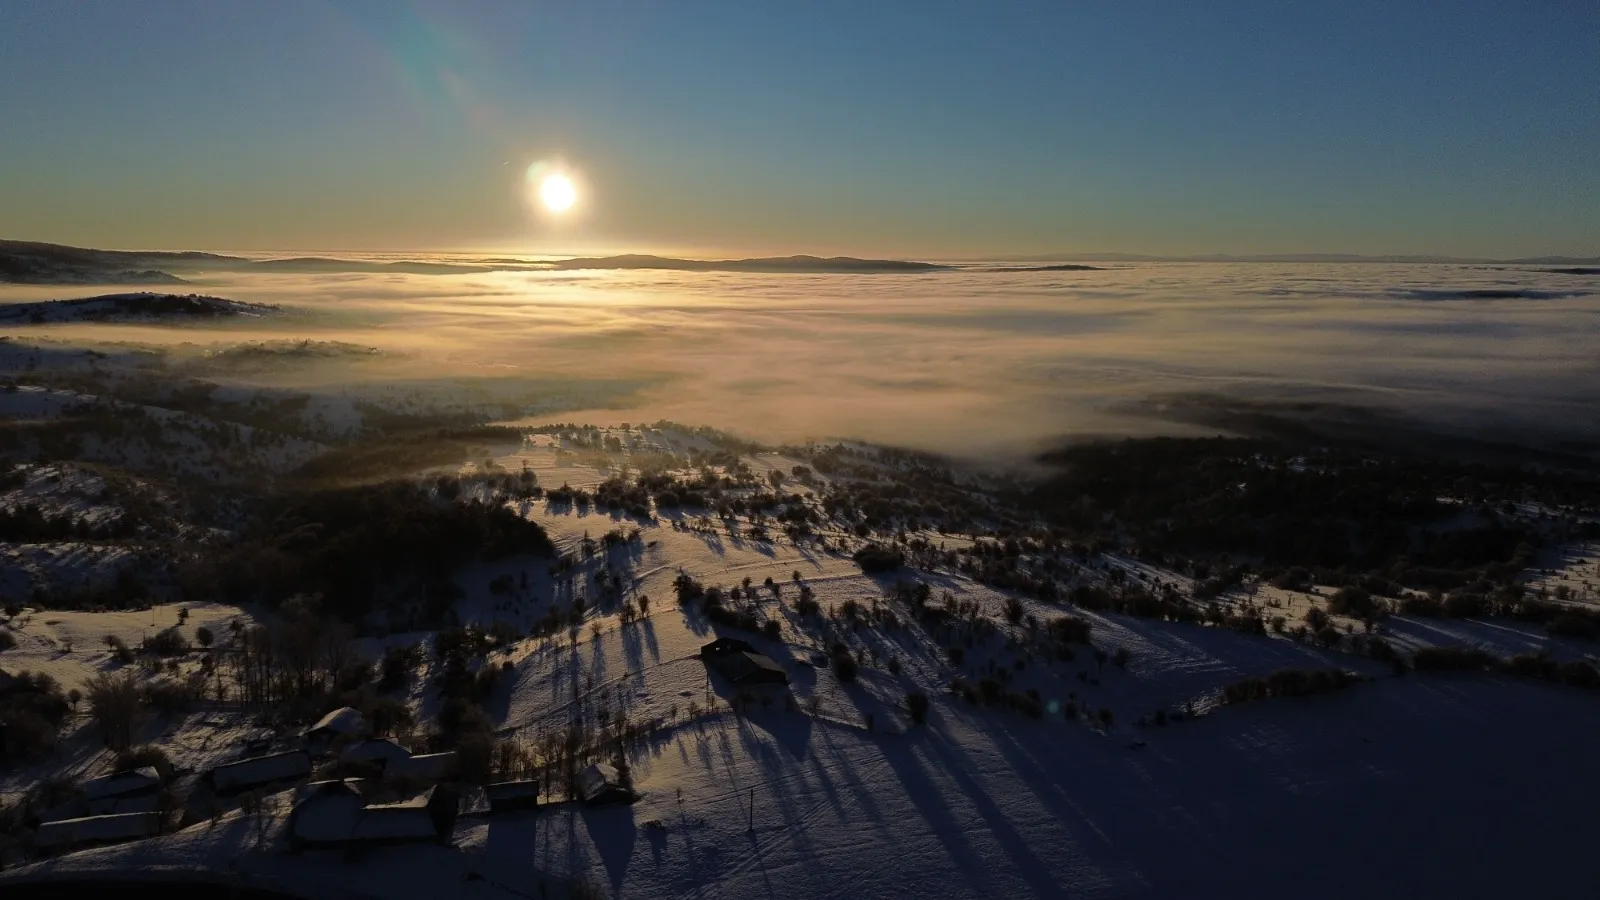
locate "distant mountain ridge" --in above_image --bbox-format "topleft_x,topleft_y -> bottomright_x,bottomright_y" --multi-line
983,251 -> 1600,265
5,239 -> 1597,284
546,254 -> 947,273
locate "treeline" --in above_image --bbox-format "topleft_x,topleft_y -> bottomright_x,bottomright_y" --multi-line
1031,437 -> 1598,586
1222,668 -> 1362,705
180,479 -> 553,623
291,425 -> 523,485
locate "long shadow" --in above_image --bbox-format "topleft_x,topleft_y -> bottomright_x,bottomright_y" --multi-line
877,735 -> 991,897
912,727 -> 1083,897
738,706 -> 813,761
580,803 -> 637,897
639,617 -> 661,662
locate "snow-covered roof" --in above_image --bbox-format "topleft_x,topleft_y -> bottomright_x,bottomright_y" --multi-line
305,706 -> 366,737
392,751 -> 457,780
291,784 -> 448,847
340,738 -> 412,765
351,805 -> 438,842
705,649 -> 789,685
34,812 -> 161,849
484,780 -> 540,802
211,750 -> 311,794
579,763 -> 631,803
81,766 -> 161,802
289,781 -> 366,845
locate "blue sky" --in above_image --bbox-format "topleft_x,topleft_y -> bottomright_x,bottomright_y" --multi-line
1,0 -> 1595,256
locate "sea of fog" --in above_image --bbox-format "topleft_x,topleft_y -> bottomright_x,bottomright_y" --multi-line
2,260 -> 1596,459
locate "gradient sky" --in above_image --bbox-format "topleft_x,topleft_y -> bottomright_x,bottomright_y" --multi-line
1,0 -> 1596,257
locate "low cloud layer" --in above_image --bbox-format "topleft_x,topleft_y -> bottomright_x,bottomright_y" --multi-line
3,261 -> 1596,460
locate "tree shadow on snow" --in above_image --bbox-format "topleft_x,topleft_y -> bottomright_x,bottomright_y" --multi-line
580,803 -> 637,897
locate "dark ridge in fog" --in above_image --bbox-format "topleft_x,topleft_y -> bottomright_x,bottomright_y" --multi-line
544,254 -> 947,273
978,263 -> 1105,272
242,257 -> 502,275
1393,288 -> 1594,301
1545,268 -> 1600,275
0,292 -> 280,323
1111,392 -> 1600,469
0,239 -> 220,284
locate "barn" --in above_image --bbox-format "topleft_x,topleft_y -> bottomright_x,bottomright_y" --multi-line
288,780 -> 458,850
38,765 -> 163,823
700,638 -> 789,686
484,780 -> 540,814
210,750 -> 312,795
35,812 -> 161,854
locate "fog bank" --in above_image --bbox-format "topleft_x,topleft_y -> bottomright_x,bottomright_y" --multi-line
3,261 -> 1595,460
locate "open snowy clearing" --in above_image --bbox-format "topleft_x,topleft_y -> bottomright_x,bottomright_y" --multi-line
20,674 -> 1600,900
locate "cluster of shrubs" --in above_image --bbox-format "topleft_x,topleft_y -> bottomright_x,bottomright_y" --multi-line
949,676 -> 1046,719
0,670 -> 71,760
1404,644 -> 1600,689
1221,668 -> 1362,704
544,483 -> 591,507
1499,652 -> 1600,689
830,644 -> 859,682
1410,646 -> 1498,672
593,477 -> 653,519
141,626 -> 191,657
674,573 -> 777,636
852,544 -> 905,573
1069,584 -> 1203,624
1400,590 -> 1600,640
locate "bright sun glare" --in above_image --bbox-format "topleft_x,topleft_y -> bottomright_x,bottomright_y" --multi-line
539,174 -> 577,213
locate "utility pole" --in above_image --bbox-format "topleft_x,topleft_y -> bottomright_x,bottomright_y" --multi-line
747,788 -> 754,833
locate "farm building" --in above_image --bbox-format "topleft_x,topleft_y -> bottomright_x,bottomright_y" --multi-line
391,751 -> 458,781
700,637 -> 789,686
304,706 -> 367,755
579,762 -> 636,806
286,780 -> 366,848
210,750 -> 311,795
484,780 -> 540,814
81,766 -> 161,803
35,812 -> 161,854
38,766 -> 163,824
288,781 -> 458,850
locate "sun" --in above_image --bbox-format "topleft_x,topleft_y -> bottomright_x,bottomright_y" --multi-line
539,173 -> 577,213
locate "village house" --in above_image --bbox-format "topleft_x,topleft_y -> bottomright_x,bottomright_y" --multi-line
579,762 -> 635,805
303,706 -> 367,756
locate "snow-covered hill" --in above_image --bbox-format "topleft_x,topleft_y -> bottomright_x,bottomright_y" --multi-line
0,294 -> 280,324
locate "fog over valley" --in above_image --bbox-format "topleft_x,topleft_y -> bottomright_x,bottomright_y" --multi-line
3,257 -> 1595,460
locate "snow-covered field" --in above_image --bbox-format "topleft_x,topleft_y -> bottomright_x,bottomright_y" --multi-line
4,433 -> 1599,899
